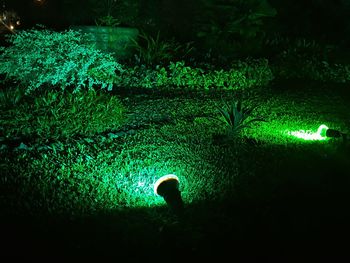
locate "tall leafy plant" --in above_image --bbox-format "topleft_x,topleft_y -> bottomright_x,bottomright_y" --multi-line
131,31 -> 190,66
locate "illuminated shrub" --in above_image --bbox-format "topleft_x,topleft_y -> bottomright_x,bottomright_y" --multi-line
230,58 -> 273,88
116,58 -> 273,90
0,27 -> 123,94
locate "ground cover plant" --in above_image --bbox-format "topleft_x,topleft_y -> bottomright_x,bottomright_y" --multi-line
1,24 -> 350,260
0,87 -> 125,142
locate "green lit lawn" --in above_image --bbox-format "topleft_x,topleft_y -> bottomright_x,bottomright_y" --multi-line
1,80 -> 349,257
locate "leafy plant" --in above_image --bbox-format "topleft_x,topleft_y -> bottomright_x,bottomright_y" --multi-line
131,31 -> 189,66
95,14 -> 121,27
1,89 -> 125,140
115,59 -> 273,90
0,86 -> 25,107
231,58 -> 274,88
0,27 -> 123,94
213,100 -> 265,138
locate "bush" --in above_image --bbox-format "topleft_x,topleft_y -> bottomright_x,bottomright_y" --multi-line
230,58 -> 274,88
0,88 -> 125,140
115,58 -> 274,90
0,27 -> 123,94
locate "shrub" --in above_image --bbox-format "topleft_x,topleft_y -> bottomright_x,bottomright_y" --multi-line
230,58 -> 274,88
0,27 -> 123,94
115,58 -> 274,90
0,89 -> 125,140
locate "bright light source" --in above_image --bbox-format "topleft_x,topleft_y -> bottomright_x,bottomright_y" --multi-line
317,124 -> 329,137
288,124 -> 329,141
154,174 -> 184,215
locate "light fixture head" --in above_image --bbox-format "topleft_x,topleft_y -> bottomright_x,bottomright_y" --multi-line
154,174 -> 179,196
288,124 -> 347,141
289,124 -> 329,141
154,174 -> 184,216
318,124 -> 345,138
325,128 -> 343,138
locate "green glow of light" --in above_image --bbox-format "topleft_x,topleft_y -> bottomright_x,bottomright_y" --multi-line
288,124 -> 329,141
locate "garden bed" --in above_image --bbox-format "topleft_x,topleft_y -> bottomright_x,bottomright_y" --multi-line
1,26 -> 350,260
1,79 -> 349,259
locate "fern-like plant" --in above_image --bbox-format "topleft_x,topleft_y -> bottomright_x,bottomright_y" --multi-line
131,31 -> 186,66
214,100 -> 265,138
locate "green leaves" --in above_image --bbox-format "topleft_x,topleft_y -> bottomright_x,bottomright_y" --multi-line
1,89 -> 125,141
214,100 -> 265,137
0,27 -> 123,94
115,58 -> 273,90
131,31 -> 187,66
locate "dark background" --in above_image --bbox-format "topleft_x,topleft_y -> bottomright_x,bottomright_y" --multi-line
5,0 -> 350,42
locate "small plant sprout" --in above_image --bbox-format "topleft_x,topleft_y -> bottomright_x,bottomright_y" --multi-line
154,174 -> 184,215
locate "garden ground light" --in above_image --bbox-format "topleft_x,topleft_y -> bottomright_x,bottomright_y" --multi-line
154,174 -> 184,216
289,124 -> 348,142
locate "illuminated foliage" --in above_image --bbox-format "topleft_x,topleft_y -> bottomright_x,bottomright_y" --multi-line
0,89 -> 125,140
214,100 -> 265,138
116,59 -> 273,90
0,27 -> 123,94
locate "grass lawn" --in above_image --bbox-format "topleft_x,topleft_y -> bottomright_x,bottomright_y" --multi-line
1,79 -> 350,260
